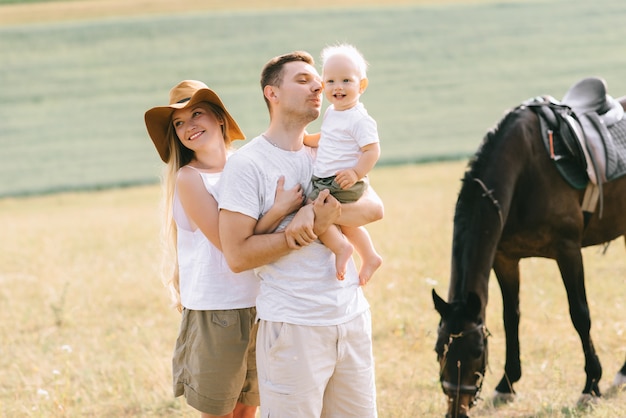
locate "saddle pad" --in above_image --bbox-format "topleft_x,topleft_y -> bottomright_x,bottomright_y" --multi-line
605,116 -> 626,181
540,108 -> 626,189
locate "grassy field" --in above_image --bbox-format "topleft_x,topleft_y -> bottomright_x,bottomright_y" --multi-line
1,0 -> 625,416
1,162 -> 625,417
2,0 -> 626,196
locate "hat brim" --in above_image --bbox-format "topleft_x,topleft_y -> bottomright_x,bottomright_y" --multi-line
145,88 -> 245,163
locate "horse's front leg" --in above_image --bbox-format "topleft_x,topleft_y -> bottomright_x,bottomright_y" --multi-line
556,245 -> 602,399
492,252 -> 522,401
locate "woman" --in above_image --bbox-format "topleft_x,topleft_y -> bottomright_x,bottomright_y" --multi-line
145,80 -> 303,418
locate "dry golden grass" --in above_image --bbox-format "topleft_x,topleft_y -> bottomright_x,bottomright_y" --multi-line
1,162 -> 625,417
2,0 -> 624,416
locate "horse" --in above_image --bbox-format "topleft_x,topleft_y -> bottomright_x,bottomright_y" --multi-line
431,77 -> 626,418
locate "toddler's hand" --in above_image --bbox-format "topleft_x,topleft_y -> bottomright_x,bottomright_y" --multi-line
334,169 -> 359,189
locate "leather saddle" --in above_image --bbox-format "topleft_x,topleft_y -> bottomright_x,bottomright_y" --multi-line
523,77 -> 626,217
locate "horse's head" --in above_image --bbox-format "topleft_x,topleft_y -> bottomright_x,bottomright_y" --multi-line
432,289 -> 489,418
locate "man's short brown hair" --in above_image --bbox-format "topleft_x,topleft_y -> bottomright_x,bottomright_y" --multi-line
260,51 -> 315,110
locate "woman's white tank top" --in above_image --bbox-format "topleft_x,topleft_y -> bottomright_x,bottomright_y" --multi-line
173,169 -> 259,310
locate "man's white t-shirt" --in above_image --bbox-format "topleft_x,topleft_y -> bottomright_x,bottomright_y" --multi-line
219,136 -> 370,326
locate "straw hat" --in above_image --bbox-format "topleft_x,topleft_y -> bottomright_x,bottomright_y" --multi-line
145,80 -> 245,162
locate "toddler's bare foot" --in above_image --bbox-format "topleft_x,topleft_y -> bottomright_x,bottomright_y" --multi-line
359,253 -> 383,285
335,243 -> 353,280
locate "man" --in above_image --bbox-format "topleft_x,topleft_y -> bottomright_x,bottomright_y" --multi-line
219,51 -> 383,417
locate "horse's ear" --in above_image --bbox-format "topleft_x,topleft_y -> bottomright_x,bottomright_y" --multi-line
466,291 -> 482,319
432,289 -> 451,319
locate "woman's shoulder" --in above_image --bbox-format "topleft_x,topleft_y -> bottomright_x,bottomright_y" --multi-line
176,165 -> 222,191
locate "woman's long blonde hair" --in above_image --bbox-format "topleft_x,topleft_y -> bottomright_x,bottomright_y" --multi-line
159,102 -> 232,312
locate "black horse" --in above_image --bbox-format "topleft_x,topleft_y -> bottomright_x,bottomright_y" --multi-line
432,77 -> 626,417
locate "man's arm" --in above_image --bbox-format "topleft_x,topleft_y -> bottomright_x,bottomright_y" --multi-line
219,210 -> 292,273
221,192 -> 339,270
284,187 -> 382,247
337,186 -> 384,227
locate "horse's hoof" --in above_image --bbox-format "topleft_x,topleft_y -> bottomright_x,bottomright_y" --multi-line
613,372 -> 626,388
492,391 -> 516,404
577,393 -> 599,406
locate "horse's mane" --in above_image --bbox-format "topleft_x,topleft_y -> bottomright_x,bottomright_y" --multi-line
450,105 -> 532,301
466,105 -> 528,180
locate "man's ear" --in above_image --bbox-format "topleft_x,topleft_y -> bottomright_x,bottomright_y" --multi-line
359,78 -> 369,93
264,85 -> 278,103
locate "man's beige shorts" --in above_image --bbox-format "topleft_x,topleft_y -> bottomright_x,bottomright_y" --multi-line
256,310 -> 377,417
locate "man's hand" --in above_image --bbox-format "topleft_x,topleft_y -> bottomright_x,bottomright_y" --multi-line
312,189 -> 341,236
284,189 -> 341,248
285,204 -> 317,249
